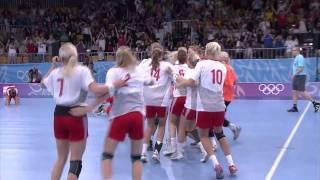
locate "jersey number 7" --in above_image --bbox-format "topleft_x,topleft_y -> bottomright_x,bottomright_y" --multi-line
57,78 -> 64,96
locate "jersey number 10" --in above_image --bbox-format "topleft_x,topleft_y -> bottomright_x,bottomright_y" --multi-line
211,69 -> 222,84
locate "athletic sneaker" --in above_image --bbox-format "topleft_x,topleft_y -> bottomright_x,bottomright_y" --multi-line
214,164 -> 224,179
287,106 -> 298,112
232,126 -> 242,140
141,154 -> 148,163
152,151 -> 160,163
229,165 -> 238,176
190,140 -> 200,146
200,153 -> 209,163
199,143 -> 209,163
313,102 -> 320,112
170,151 -> 184,160
147,140 -> 153,151
163,138 -> 174,156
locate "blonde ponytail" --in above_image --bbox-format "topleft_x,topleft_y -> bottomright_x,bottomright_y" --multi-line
59,43 -> 78,76
62,55 -> 77,76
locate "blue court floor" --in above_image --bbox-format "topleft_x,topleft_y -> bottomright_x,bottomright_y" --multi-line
0,98 -> 319,180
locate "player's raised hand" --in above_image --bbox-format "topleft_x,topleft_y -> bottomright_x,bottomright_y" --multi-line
51,56 -> 60,68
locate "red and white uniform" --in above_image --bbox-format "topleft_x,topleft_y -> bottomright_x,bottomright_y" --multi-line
3,86 -> 18,97
183,69 -> 197,121
191,60 -> 227,129
43,65 -> 94,141
139,60 -> 174,119
3,86 -> 18,103
105,66 -> 149,141
171,63 -> 189,116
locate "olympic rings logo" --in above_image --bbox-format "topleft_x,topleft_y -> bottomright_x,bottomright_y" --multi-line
258,83 -> 285,95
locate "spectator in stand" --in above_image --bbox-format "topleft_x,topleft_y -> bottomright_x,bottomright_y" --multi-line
298,18 -> 308,33
0,40 -> 5,55
82,23 -> 92,46
274,35 -> 285,57
47,34 -> 56,57
37,35 -> 47,62
26,38 -> 36,62
310,0 -> 320,10
251,0 -> 264,14
18,40 -> 26,63
0,0 -> 318,59
76,39 -> 86,62
7,38 -> 17,64
284,35 -> 299,57
96,28 -> 106,51
97,46 -> 105,61
116,28 -> 127,47
263,32 -> 274,58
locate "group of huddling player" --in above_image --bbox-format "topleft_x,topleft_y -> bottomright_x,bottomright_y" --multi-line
41,41 -> 241,180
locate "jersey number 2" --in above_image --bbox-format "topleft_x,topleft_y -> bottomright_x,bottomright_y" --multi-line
211,69 -> 222,84
57,78 -> 64,96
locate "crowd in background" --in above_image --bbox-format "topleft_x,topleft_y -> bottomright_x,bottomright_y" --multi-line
0,0 -> 319,62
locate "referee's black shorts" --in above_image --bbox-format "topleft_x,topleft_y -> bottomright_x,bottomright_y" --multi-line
292,75 -> 306,91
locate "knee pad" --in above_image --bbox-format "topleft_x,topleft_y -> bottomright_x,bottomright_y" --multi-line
215,131 -> 226,141
154,118 -> 159,125
102,152 -> 114,160
69,160 -> 82,178
208,129 -> 215,137
131,154 -> 141,162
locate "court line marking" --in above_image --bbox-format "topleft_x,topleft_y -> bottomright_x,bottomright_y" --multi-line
265,102 -> 311,180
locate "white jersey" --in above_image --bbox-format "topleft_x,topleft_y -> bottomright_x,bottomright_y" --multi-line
173,63 -> 188,97
8,47 -> 16,55
140,58 -> 151,66
3,86 -> 18,96
191,60 -> 226,112
38,42 -> 46,53
139,60 -> 174,106
43,65 -> 94,106
106,66 -> 147,119
184,69 -> 197,110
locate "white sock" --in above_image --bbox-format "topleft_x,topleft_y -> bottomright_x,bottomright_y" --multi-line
142,143 -> 148,155
210,137 -> 217,147
209,155 -> 219,167
198,142 -> 207,155
171,137 -> 177,151
226,154 -> 235,166
229,123 -> 236,130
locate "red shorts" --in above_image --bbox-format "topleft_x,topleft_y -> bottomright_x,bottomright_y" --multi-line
108,111 -> 144,141
54,115 -> 87,141
146,106 -> 167,119
170,96 -> 186,116
196,111 -> 225,129
183,108 -> 196,121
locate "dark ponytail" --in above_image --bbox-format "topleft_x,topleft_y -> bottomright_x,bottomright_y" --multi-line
150,48 -> 163,71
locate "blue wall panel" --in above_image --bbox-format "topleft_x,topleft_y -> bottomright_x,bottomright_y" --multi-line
0,58 -> 318,83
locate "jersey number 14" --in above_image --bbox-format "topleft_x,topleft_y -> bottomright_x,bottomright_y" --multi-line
151,69 -> 160,81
